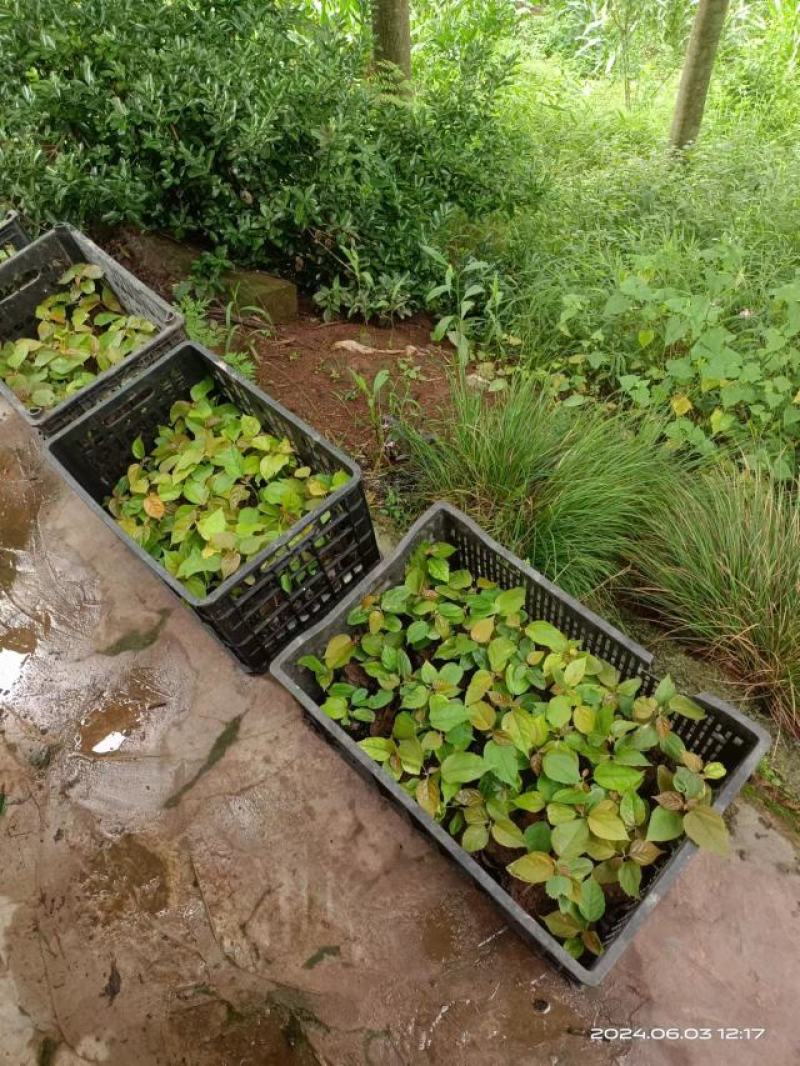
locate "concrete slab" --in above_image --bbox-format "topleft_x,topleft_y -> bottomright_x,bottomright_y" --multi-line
0,401 -> 797,1065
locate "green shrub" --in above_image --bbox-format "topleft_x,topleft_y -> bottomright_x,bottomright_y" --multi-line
0,0 -> 534,316
627,465 -> 800,736
539,249 -> 800,477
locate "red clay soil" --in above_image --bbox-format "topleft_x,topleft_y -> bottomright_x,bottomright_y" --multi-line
100,227 -> 454,466
252,313 -> 452,464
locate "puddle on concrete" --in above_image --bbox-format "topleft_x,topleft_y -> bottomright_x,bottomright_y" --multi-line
84,835 -> 169,921
0,625 -> 37,695
77,669 -> 167,756
0,647 -> 28,695
422,900 -> 463,964
168,995 -> 323,1066
0,445 -> 43,593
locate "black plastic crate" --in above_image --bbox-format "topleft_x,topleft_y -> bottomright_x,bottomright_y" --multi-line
271,502 -> 769,984
45,340 -> 380,672
0,223 -> 184,436
0,210 -> 30,257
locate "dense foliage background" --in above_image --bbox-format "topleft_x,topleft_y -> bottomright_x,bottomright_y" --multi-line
0,0 -> 532,310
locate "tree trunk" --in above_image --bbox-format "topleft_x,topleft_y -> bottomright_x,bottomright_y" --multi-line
669,0 -> 729,149
371,0 -> 411,80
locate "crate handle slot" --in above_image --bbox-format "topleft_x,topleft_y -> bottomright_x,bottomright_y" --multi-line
0,268 -> 42,304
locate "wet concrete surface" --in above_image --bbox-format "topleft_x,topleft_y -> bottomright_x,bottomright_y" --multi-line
0,400 -> 797,1066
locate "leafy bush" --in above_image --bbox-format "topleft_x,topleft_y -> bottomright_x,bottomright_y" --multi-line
300,540 -> 729,961
0,0 -> 533,316
399,375 -> 691,598
544,251 -> 800,477
0,262 -> 155,410
628,465 -> 800,736
106,377 -> 348,596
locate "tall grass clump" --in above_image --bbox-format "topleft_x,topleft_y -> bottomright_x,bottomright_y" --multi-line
400,375 -> 689,600
629,467 -> 800,736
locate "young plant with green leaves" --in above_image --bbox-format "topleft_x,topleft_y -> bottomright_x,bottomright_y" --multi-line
550,258 -> 800,477
107,378 -> 349,596
299,540 -> 730,961
0,263 -> 156,411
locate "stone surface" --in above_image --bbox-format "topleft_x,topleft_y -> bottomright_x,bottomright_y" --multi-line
117,231 -> 298,323
0,402 -> 798,1065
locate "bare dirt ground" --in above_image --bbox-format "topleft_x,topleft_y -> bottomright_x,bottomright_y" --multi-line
252,314 -> 451,465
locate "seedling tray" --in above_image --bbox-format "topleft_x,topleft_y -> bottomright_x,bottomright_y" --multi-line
272,502 -> 769,984
46,340 -> 380,673
0,210 -> 30,256
0,223 -> 184,436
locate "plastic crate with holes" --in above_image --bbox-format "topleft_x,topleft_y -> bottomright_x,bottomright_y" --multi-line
0,223 -> 184,435
272,502 -> 768,984
0,210 -> 30,261
45,340 -> 380,672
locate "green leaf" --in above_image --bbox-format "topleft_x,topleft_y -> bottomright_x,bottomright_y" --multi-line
324,633 -> 354,669
546,696 -> 572,728
646,806 -> 685,842
441,752 -> 487,785
618,860 -> 642,899
542,747 -> 581,785
132,435 -> 145,460
429,698 -> 471,733
654,674 -> 676,705
513,790 -> 545,813
197,508 -> 227,541
491,818 -> 526,849
673,766 -> 705,799
587,800 -> 629,841
259,453 -> 291,480
483,741 -> 520,788
321,696 -> 347,721
428,557 -> 450,583
704,761 -> 727,781
594,761 -> 644,794
578,877 -> 606,922
465,669 -> 493,706
462,824 -> 489,852
563,657 -> 586,687
495,587 -> 525,616
488,636 -> 516,672
551,817 -> 590,859
406,619 -> 429,644
683,806 -> 730,856
545,874 -> 572,900
523,823 -> 552,853
358,737 -> 395,763
525,621 -> 568,652
669,694 -> 706,721
506,851 -> 555,884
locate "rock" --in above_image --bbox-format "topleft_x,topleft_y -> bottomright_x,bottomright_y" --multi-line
118,231 -> 297,323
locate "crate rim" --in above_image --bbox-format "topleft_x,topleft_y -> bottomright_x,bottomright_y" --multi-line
45,338 -> 366,609
0,222 -> 183,430
271,501 -> 770,984
276,501 -> 654,671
